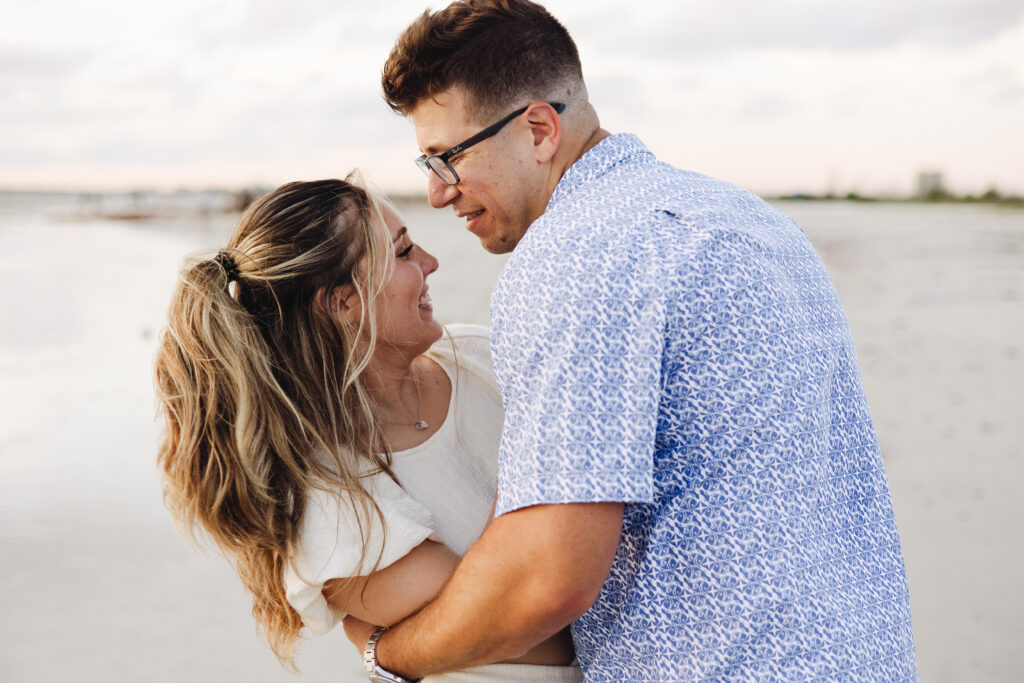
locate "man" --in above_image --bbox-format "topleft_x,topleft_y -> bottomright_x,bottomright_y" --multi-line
349,1 -> 918,680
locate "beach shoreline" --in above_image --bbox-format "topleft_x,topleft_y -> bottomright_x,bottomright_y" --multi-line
1,198 -> 1021,681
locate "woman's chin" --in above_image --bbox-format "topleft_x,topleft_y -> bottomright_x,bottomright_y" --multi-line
425,319 -> 445,343
397,321 -> 445,357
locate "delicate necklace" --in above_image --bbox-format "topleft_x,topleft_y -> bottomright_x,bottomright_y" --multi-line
384,366 -> 429,431
411,373 -> 429,431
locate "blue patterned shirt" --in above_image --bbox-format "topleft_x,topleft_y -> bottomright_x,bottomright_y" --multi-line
491,134 -> 917,681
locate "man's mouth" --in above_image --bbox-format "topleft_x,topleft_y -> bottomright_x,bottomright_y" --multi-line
463,209 -> 484,222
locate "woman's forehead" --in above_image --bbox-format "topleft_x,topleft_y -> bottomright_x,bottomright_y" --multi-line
376,200 -> 406,240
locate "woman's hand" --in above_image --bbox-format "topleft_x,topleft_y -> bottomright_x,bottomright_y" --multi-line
324,540 -> 458,627
342,614 -> 378,653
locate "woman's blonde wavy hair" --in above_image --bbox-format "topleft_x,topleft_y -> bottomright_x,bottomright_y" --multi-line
154,177 -> 395,665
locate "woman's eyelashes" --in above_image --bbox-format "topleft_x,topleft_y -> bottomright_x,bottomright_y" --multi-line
397,242 -> 414,259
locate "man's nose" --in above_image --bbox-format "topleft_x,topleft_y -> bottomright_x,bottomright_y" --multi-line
427,172 -> 458,209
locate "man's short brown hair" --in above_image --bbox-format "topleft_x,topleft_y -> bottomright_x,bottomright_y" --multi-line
381,0 -> 582,119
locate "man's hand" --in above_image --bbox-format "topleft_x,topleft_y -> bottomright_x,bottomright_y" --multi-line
369,502 -> 623,678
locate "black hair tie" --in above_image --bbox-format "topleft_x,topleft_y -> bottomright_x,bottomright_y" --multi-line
215,250 -> 241,283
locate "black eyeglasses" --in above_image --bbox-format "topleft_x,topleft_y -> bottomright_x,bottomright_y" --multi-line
415,102 -> 566,185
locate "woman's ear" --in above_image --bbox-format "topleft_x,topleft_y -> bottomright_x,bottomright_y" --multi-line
318,285 -> 362,324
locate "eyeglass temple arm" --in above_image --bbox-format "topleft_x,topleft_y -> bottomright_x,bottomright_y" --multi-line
445,102 -> 566,159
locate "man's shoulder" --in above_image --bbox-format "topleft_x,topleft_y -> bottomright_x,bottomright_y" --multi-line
548,141 -> 761,230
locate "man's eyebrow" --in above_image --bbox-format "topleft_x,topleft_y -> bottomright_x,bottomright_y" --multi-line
391,226 -> 408,243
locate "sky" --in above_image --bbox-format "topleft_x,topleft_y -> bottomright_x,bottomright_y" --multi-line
1,0 -> 1022,197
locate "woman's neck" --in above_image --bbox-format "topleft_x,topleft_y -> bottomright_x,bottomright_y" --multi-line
364,351 -> 424,426
364,347 -> 452,452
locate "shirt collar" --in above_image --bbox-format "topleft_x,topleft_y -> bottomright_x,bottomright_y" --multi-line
546,133 -> 654,210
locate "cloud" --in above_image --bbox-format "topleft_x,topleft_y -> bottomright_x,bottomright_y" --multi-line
736,92 -> 798,121
0,45 -> 89,97
961,66 -> 1024,104
578,0 -> 1024,58
3,1 -> 1022,193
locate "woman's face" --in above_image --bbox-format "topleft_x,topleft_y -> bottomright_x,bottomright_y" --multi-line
363,201 -> 443,358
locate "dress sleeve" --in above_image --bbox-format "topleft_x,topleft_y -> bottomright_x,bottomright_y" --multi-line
284,472 -> 441,636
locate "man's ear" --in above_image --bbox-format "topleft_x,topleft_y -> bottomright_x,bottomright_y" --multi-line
525,101 -> 562,164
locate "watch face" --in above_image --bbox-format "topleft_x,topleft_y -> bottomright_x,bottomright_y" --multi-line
368,667 -> 408,683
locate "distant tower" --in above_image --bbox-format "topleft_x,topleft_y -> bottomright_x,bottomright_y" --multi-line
917,171 -> 945,199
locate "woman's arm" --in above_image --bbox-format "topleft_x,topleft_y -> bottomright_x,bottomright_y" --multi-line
345,503 -> 621,677
328,539 -> 575,666
323,539 -> 458,627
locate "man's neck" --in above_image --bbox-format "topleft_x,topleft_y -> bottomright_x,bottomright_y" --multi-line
576,127 -> 611,163
543,126 -> 611,203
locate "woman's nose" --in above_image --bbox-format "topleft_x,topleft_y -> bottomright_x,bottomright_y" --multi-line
419,246 -> 439,277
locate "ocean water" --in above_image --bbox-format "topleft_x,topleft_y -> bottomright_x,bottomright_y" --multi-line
0,193 -> 1021,681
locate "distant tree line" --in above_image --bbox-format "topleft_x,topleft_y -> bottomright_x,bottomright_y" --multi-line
774,187 -> 1023,207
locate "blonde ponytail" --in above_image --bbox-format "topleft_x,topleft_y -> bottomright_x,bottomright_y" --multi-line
155,179 -> 393,664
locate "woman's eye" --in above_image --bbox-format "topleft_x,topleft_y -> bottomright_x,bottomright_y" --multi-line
397,244 -> 414,259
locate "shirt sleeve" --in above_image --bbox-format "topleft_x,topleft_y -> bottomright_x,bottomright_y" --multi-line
494,217 -> 668,516
284,472 -> 441,636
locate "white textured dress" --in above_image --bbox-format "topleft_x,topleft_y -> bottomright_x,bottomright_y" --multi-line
285,324 -> 582,683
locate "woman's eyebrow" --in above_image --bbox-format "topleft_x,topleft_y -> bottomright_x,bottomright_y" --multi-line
391,226 -> 408,243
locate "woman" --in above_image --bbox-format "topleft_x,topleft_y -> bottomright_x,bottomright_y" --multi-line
154,178 -> 581,682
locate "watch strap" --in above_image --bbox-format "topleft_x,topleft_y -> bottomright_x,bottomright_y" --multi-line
362,626 -> 421,683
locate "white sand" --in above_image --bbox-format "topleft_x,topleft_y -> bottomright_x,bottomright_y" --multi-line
0,197 -> 1021,681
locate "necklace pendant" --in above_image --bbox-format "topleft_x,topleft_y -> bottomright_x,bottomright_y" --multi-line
414,419 -> 429,431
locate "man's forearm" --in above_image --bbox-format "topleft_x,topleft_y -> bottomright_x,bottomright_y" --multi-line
371,503 -> 623,678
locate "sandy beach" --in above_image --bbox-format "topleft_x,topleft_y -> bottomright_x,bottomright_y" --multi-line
0,195 -> 1021,681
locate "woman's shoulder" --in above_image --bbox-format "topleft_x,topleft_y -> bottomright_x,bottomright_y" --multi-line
430,323 -> 491,361
428,324 -> 496,389
440,323 -> 490,343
